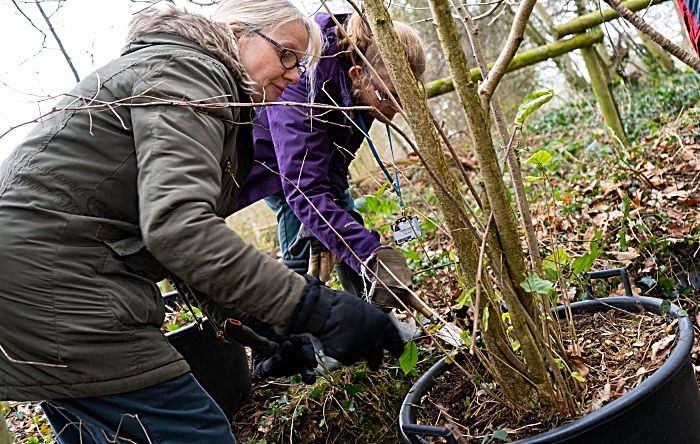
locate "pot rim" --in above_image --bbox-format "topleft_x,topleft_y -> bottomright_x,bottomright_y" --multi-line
400,296 -> 694,443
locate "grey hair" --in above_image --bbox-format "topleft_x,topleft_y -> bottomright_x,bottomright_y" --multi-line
126,5 -> 258,96
212,0 -> 324,102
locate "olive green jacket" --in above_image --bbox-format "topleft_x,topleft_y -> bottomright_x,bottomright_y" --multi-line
0,10 -> 306,401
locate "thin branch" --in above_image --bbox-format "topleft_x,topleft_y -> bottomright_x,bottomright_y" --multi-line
479,0 -> 537,101
35,0 -> 80,82
604,0 -> 700,72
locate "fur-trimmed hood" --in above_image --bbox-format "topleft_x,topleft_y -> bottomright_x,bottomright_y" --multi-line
125,6 -> 256,95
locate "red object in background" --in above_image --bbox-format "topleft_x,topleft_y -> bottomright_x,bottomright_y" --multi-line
678,0 -> 700,55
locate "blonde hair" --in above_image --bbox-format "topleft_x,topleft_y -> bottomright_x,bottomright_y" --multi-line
212,0 -> 323,72
336,13 -> 426,82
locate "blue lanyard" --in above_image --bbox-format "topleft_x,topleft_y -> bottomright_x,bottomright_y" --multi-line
357,115 -> 404,212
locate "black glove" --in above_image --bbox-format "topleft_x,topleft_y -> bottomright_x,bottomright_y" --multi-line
286,276 -> 405,370
239,316 -> 318,384
252,335 -> 317,384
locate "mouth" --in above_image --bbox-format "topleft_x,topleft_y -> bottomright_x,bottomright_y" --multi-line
272,84 -> 285,94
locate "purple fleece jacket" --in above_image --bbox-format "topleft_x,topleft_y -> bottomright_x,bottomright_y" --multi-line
229,12 -> 382,273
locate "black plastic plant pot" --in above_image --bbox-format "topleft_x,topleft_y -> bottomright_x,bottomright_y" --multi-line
400,296 -> 700,444
163,291 -> 251,417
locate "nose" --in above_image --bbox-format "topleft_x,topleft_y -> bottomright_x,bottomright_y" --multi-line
283,67 -> 300,85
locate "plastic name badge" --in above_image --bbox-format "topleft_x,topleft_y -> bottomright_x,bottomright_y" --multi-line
392,216 -> 421,245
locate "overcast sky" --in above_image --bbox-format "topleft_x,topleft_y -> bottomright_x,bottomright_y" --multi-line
0,0 -> 344,161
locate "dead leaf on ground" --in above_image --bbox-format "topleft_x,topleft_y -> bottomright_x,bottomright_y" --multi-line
611,249 -> 639,266
612,279 -> 642,296
651,335 -> 676,363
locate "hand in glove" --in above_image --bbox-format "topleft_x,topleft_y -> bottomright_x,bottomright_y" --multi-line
367,247 -> 413,310
288,224 -> 340,282
286,276 -> 404,370
252,335 -> 317,384
229,316 -> 318,384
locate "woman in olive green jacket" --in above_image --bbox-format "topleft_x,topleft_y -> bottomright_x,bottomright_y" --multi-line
0,3 -> 404,443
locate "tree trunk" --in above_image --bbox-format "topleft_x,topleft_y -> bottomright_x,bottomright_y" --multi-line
575,0 -> 628,145
0,414 -> 10,444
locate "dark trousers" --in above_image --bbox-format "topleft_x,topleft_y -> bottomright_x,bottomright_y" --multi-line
41,373 -> 236,444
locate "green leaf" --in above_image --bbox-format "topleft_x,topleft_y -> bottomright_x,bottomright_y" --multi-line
515,89 -> 554,127
639,275 -> 657,288
572,240 -> 602,276
460,330 -> 472,348
344,383 -> 362,398
318,418 -> 326,427
660,299 -> 671,313
525,150 -> 553,167
482,306 -> 489,332
492,429 -> 509,441
165,324 -> 180,331
525,175 -> 544,182
677,309 -> 688,317
293,405 -> 305,419
554,358 -> 565,369
354,197 -> 367,213
571,371 -> 586,382
520,273 -> 554,294
543,248 -> 570,271
455,287 -> 474,310
400,341 -> 418,374
400,247 -> 421,261
309,384 -> 326,399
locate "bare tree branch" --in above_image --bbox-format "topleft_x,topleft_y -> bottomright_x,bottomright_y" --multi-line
34,0 -> 80,82
604,0 -> 700,72
478,0 -> 537,101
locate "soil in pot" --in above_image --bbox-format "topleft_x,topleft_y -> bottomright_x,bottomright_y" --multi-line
412,304 -> 681,443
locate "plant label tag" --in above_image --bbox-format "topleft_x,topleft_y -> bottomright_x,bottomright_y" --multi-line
392,216 -> 421,245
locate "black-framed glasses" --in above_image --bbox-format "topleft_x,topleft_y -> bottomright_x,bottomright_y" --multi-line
364,69 -> 400,105
254,30 -> 306,75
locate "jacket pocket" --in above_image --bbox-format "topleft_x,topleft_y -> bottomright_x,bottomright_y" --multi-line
97,234 -> 166,330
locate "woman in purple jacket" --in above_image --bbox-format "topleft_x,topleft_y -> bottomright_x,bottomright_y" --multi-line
230,12 -> 426,318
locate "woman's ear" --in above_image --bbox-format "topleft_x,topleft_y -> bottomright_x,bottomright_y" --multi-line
228,21 -> 243,40
347,65 -> 364,86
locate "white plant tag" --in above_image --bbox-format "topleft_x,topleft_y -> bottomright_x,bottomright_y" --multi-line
392,216 -> 421,245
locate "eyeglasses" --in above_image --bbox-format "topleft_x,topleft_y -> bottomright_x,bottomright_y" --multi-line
254,30 -> 306,75
364,70 -> 400,106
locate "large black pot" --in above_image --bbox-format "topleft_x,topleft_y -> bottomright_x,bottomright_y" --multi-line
163,291 -> 251,417
400,296 -> 700,444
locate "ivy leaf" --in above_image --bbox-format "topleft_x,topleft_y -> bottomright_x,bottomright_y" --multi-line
660,299 -> 671,313
526,150 -> 553,167
515,89 -> 554,127
521,273 -> 554,294
344,383 -> 362,397
677,309 -> 688,317
400,341 -> 418,374
639,275 -> 657,288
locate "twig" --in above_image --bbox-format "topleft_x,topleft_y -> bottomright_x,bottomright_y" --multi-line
35,0 -> 80,83
479,0 -> 538,101
470,213 -> 493,354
